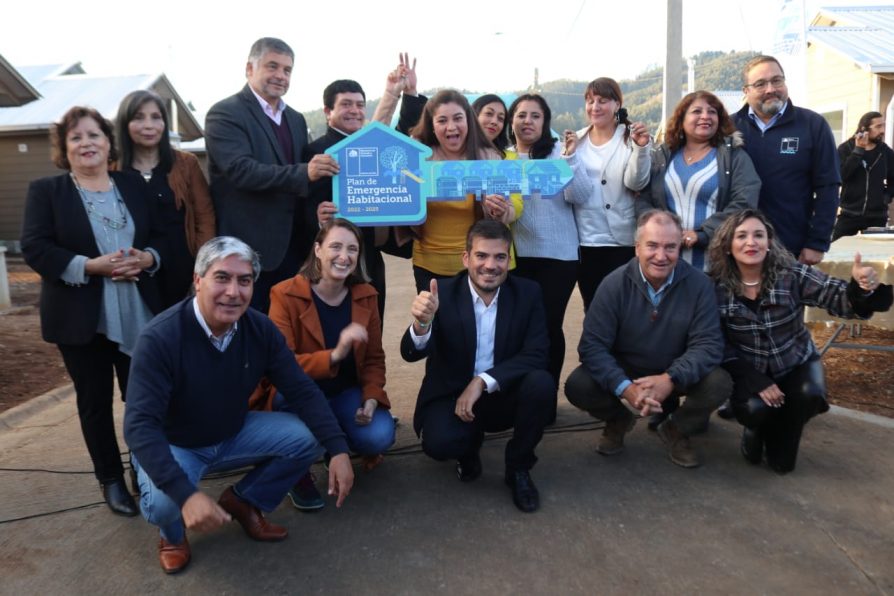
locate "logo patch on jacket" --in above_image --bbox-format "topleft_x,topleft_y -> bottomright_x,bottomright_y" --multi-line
780,137 -> 799,154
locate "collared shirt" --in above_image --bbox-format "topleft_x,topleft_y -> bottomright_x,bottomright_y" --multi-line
192,297 -> 238,352
249,86 -> 286,125
638,263 -> 676,307
408,278 -> 501,393
747,101 -> 787,133
615,264 -> 677,396
468,278 -> 500,392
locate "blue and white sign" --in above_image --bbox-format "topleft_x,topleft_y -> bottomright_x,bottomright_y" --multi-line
326,122 -> 432,226
326,122 -> 576,226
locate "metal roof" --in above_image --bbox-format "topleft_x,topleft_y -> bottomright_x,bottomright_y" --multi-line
0,66 -> 203,140
814,5 -> 894,29
808,6 -> 894,73
0,55 -> 40,107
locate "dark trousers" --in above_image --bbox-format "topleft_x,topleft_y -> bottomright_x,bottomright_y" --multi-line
565,365 -> 731,436
418,370 -> 555,471
577,246 -> 634,313
365,248 -> 387,322
731,357 -> 827,472
514,257 -> 578,386
252,224 -> 309,313
831,213 -> 888,241
57,335 -> 130,483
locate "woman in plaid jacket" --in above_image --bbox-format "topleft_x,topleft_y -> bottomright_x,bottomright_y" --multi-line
708,209 -> 892,474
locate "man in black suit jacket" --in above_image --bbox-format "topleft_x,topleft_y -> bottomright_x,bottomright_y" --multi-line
205,37 -> 339,312
401,220 -> 554,512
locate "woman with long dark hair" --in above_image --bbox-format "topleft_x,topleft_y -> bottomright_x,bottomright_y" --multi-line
506,93 -> 585,386
708,209 -> 891,473
472,94 -> 509,157
408,89 -> 518,292
116,90 -> 215,308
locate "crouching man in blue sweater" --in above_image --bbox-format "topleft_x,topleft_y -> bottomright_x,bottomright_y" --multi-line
124,236 -> 353,574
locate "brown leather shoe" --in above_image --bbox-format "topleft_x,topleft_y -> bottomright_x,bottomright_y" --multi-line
656,419 -> 701,468
218,486 -> 288,542
158,536 -> 190,574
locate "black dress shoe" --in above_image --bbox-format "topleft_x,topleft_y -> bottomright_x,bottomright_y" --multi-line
504,470 -> 540,513
456,453 -> 482,482
102,479 -> 139,517
740,427 -> 763,465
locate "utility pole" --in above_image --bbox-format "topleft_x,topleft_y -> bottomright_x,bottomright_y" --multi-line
687,57 -> 696,93
662,0 -> 683,127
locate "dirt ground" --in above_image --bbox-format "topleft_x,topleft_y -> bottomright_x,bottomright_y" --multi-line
1,255 -> 892,418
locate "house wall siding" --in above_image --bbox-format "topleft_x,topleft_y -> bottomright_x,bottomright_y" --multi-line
0,133 -> 58,249
807,44 -> 875,135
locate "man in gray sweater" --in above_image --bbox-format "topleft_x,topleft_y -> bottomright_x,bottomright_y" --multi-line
565,210 -> 731,467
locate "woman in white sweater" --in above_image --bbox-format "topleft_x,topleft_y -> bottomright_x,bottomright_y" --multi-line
566,77 -> 652,312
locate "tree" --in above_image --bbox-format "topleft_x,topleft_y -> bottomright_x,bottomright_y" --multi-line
380,146 -> 409,183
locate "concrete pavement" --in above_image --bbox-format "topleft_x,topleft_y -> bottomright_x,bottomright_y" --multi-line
2,384 -> 892,594
2,254 -> 892,594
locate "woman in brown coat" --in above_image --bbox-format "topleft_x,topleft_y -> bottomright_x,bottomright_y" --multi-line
266,218 -> 394,510
116,90 -> 215,307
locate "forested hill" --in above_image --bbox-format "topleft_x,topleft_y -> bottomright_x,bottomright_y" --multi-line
304,50 -> 759,139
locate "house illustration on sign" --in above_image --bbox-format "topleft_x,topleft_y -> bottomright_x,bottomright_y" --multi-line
525,161 -> 564,196
325,122 -> 432,226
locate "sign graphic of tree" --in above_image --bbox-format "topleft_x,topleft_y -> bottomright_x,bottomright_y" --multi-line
380,146 -> 409,183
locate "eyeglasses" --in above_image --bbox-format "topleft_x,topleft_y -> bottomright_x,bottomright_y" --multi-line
745,76 -> 786,91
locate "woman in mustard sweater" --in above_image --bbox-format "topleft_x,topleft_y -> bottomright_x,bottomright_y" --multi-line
408,89 -> 520,292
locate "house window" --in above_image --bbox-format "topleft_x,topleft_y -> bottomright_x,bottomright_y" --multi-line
822,110 -> 844,145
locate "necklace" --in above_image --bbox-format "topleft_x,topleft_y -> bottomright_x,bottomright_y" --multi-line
71,173 -> 128,231
742,279 -> 761,287
140,171 -> 153,182
683,145 -> 711,164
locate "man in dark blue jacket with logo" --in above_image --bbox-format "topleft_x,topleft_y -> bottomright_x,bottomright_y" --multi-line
734,55 -> 841,265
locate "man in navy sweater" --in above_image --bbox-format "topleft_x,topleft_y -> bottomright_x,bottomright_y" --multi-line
124,236 -> 353,574
733,54 -> 841,265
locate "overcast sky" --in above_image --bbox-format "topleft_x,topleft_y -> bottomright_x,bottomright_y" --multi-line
0,0 -> 886,116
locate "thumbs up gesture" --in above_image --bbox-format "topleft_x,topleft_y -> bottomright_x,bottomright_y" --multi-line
411,278 -> 439,334
852,252 -> 880,292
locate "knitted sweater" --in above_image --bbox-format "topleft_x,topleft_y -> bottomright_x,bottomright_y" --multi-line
124,299 -> 348,507
509,144 -> 587,260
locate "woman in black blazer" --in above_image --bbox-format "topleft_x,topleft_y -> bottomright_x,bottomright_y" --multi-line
21,106 -> 163,516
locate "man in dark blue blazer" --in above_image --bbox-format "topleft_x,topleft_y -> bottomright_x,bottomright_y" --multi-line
401,220 -> 555,512
205,37 -> 339,312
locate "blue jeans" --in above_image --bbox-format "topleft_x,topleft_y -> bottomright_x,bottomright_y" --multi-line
276,387 -> 394,456
132,411 -> 323,544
